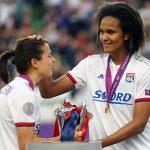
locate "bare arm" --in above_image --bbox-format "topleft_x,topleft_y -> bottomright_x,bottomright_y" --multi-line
39,75 -> 75,98
16,125 -> 82,150
16,126 -> 51,150
101,102 -> 150,148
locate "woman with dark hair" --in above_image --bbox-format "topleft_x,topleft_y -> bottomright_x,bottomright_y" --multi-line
39,2 -> 150,150
0,37 -> 82,150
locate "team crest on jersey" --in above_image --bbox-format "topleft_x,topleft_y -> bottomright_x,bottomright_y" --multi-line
145,89 -> 150,96
23,102 -> 34,116
126,73 -> 135,83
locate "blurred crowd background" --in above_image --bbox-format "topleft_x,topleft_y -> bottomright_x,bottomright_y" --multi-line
0,0 -> 150,133
0,0 -> 150,84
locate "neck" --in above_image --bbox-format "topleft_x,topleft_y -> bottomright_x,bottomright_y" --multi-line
27,72 -> 40,86
20,72 -> 40,87
110,51 -> 128,65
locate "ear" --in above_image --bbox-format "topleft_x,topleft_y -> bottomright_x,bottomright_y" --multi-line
124,33 -> 129,41
31,58 -> 39,69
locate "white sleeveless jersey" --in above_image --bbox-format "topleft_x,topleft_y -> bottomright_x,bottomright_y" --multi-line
67,53 -> 150,150
0,77 -> 40,150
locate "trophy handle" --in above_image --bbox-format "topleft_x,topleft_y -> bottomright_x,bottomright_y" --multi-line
79,102 -> 87,130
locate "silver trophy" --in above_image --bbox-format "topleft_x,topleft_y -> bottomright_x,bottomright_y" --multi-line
79,102 -> 93,130
54,98 -> 93,133
54,98 -> 74,133
54,105 -> 73,133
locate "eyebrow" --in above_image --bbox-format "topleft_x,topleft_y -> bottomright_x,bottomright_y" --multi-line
99,27 -> 117,32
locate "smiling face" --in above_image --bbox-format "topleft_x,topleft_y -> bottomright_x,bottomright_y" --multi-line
37,43 -> 55,78
99,16 -> 128,57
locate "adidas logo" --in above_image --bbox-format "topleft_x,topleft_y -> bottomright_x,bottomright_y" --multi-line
98,74 -> 104,79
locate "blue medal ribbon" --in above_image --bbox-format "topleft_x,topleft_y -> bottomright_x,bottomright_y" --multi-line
60,110 -> 79,141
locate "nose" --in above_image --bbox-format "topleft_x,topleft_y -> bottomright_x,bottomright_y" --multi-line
100,32 -> 109,41
51,56 -> 55,63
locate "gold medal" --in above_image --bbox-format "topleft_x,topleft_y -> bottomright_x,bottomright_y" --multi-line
105,103 -> 110,113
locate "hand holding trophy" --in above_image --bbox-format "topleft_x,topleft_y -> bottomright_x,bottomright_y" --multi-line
53,98 -> 93,141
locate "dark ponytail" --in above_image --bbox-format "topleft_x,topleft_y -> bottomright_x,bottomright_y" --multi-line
0,51 -> 15,84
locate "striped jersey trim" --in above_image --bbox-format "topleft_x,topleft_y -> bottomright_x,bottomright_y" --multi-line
15,122 -> 35,127
66,72 -> 77,84
135,98 -> 150,103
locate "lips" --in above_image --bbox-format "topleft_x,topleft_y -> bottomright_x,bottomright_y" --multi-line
102,43 -> 113,52
103,42 -> 112,46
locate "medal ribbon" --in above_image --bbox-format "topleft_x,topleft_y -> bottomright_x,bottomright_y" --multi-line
60,110 -> 79,141
106,55 -> 131,108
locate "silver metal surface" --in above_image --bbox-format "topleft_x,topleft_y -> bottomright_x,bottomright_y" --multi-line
27,141 -> 102,150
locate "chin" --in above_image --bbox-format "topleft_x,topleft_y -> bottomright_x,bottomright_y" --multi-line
103,48 -> 114,53
44,73 -> 52,78
104,50 -> 111,53
49,72 -> 53,77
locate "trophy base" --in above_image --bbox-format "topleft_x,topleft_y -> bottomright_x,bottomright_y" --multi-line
26,141 -> 102,150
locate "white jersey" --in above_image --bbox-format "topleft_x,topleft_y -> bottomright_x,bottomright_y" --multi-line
0,77 -> 40,150
67,53 -> 150,150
